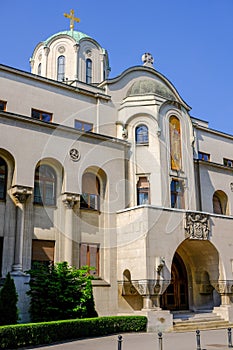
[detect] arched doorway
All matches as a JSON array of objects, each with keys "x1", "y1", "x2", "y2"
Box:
[
  {"x1": 161, "y1": 252, "x2": 188, "y2": 310},
  {"x1": 161, "y1": 239, "x2": 222, "y2": 312}
]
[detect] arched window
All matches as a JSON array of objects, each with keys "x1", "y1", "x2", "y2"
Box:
[
  {"x1": 37, "y1": 63, "x2": 42, "y2": 76},
  {"x1": 213, "y1": 190, "x2": 228, "y2": 215},
  {"x1": 135, "y1": 125, "x2": 149, "y2": 144},
  {"x1": 0, "y1": 157, "x2": 7, "y2": 200},
  {"x1": 81, "y1": 172, "x2": 100, "y2": 210},
  {"x1": 34, "y1": 165, "x2": 56, "y2": 206},
  {"x1": 57, "y1": 55, "x2": 65, "y2": 82},
  {"x1": 86, "y1": 59, "x2": 92, "y2": 84},
  {"x1": 169, "y1": 116, "x2": 182, "y2": 170},
  {"x1": 137, "y1": 176, "x2": 150, "y2": 205}
]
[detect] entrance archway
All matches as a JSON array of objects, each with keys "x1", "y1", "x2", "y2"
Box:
[
  {"x1": 161, "y1": 239, "x2": 221, "y2": 312},
  {"x1": 161, "y1": 252, "x2": 188, "y2": 310}
]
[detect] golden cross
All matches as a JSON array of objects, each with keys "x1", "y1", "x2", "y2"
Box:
[{"x1": 64, "y1": 9, "x2": 80, "y2": 31}]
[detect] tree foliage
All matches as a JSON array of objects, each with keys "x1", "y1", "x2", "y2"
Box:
[
  {"x1": 0, "y1": 272, "x2": 19, "y2": 325},
  {"x1": 27, "y1": 262, "x2": 98, "y2": 322}
]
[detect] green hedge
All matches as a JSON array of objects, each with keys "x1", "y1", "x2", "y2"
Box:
[{"x1": 0, "y1": 315, "x2": 147, "y2": 349}]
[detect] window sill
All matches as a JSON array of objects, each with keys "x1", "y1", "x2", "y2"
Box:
[
  {"x1": 80, "y1": 207, "x2": 100, "y2": 214},
  {"x1": 33, "y1": 203, "x2": 57, "y2": 209},
  {"x1": 92, "y1": 279, "x2": 110, "y2": 287},
  {"x1": 136, "y1": 143, "x2": 149, "y2": 146}
]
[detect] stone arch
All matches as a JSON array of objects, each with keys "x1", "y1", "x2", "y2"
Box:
[
  {"x1": 34, "y1": 157, "x2": 64, "y2": 203},
  {"x1": 162, "y1": 239, "x2": 221, "y2": 312},
  {"x1": 0, "y1": 149, "x2": 15, "y2": 192},
  {"x1": 81, "y1": 166, "x2": 107, "y2": 211}
]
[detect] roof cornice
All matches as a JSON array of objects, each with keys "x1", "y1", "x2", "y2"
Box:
[
  {"x1": 193, "y1": 122, "x2": 233, "y2": 141},
  {"x1": 0, "y1": 64, "x2": 111, "y2": 101},
  {"x1": 0, "y1": 111, "x2": 129, "y2": 148}
]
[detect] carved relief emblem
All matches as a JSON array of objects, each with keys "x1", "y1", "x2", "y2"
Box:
[
  {"x1": 185, "y1": 212, "x2": 209, "y2": 240},
  {"x1": 58, "y1": 46, "x2": 66, "y2": 54},
  {"x1": 69, "y1": 148, "x2": 80, "y2": 162}
]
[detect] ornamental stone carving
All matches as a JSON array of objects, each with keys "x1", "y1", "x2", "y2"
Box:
[
  {"x1": 62, "y1": 193, "x2": 80, "y2": 209},
  {"x1": 122, "y1": 125, "x2": 128, "y2": 139},
  {"x1": 11, "y1": 186, "x2": 33, "y2": 204},
  {"x1": 119, "y1": 279, "x2": 170, "y2": 296},
  {"x1": 142, "y1": 52, "x2": 154, "y2": 67},
  {"x1": 211, "y1": 280, "x2": 233, "y2": 295},
  {"x1": 185, "y1": 212, "x2": 209, "y2": 240},
  {"x1": 69, "y1": 148, "x2": 80, "y2": 162}
]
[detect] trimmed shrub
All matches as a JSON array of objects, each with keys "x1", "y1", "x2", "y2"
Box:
[
  {"x1": 27, "y1": 262, "x2": 97, "y2": 322},
  {"x1": 0, "y1": 316, "x2": 147, "y2": 349},
  {"x1": 0, "y1": 273, "x2": 18, "y2": 326}
]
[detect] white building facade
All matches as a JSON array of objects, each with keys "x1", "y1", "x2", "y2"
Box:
[{"x1": 1, "y1": 20, "x2": 233, "y2": 330}]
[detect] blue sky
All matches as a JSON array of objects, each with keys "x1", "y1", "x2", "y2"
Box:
[{"x1": 1, "y1": 0, "x2": 233, "y2": 135}]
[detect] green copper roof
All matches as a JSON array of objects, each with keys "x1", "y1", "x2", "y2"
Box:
[
  {"x1": 44, "y1": 30, "x2": 90, "y2": 45},
  {"x1": 126, "y1": 79, "x2": 175, "y2": 100}
]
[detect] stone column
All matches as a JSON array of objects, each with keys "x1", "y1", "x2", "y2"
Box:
[
  {"x1": 73, "y1": 43, "x2": 80, "y2": 80},
  {"x1": 212, "y1": 280, "x2": 233, "y2": 322},
  {"x1": 11, "y1": 186, "x2": 32, "y2": 274},
  {"x1": 43, "y1": 46, "x2": 50, "y2": 78},
  {"x1": 62, "y1": 193, "x2": 80, "y2": 265}
]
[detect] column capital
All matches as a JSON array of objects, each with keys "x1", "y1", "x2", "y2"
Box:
[
  {"x1": 43, "y1": 46, "x2": 50, "y2": 56},
  {"x1": 11, "y1": 186, "x2": 33, "y2": 204},
  {"x1": 62, "y1": 192, "x2": 80, "y2": 209},
  {"x1": 73, "y1": 43, "x2": 80, "y2": 53}
]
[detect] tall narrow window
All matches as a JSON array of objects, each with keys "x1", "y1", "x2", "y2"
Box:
[
  {"x1": 86, "y1": 59, "x2": 92, "y2": 84},
  {"x1": 169, "y1": 116, "x2": 182, "y2": 170},
  {"x1": 80, "y1": 173, "x2": 100, "y2": 210},
  {"x1": 171, "y1": 179, "x2": 184, "y2": 209},
  {"x1": 38, "y1": 63, "x2": 42, "y2": 76},
  {"x1": 80, "y1": 243, "x2": 99, "y2": 276},
  {"x1": 57, "y1": 55, "x2": 65, "y2": 81},
  {"x1": 135, "y1": 125, "x2": 149, "y2": 144},
  {"x1": 34, "y1": 165, "x2": 56, "y2": 206},
  {"x1": 137, "y1": 177, "x2": 150, "y2": 205},
  {"x1": 0, "y1": 157, "x2": 7, "y2": 200}
]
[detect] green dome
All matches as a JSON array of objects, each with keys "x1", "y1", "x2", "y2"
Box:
[
  {"x1": 44, "y1": 30, "x2": 90, "y2": 45},
  {"x1": 126, "y1": 79, "x2": 175, "y2": 100}
]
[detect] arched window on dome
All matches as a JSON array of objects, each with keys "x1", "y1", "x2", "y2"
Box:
[
  {"x1": 169, "y1": 116, "x2": 182, "y2": 171},
  {"x1": 86, "y1": 59, "x2": 92, "y2": 84},
  {"x1": 34, "y1": 165, "x2": 56, "y2": 206},
  {"x1": 37, "y1": 63, "x2": 42, "y2": 76},
  {"x1": 57, "y1": 55, "x2": 65, "y2": 82},
  {"x1": 0, "y1": 157, "x2": 7, "y2": 200},
  {"x1": 135, "y1": 125, "x2": 149, "y2": 144},
  {"x1": 213, "y1": 190, "x2": 228, "y2": 215}
]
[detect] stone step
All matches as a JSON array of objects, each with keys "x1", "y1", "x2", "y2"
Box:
[{"x1": 173, "y1": 312, "x2": 232, "y2": 332}]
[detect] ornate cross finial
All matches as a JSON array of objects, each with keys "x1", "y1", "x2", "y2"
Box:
[{"x1": 64, "y1": 9, "x2": 80, "y2": 31}]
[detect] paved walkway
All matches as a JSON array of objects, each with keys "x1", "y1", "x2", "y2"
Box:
[{"x1": 23, "y1": 328, "x2": 232, "y2": 350}]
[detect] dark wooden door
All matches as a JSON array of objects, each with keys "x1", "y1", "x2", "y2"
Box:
[{"x1": 161, "y1": 253, "x2": 188, "y2": 310}]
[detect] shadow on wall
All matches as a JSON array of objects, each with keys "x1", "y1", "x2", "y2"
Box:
[{"x1": 120, "y1": 269, "x2": 143, "y2": 311}]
